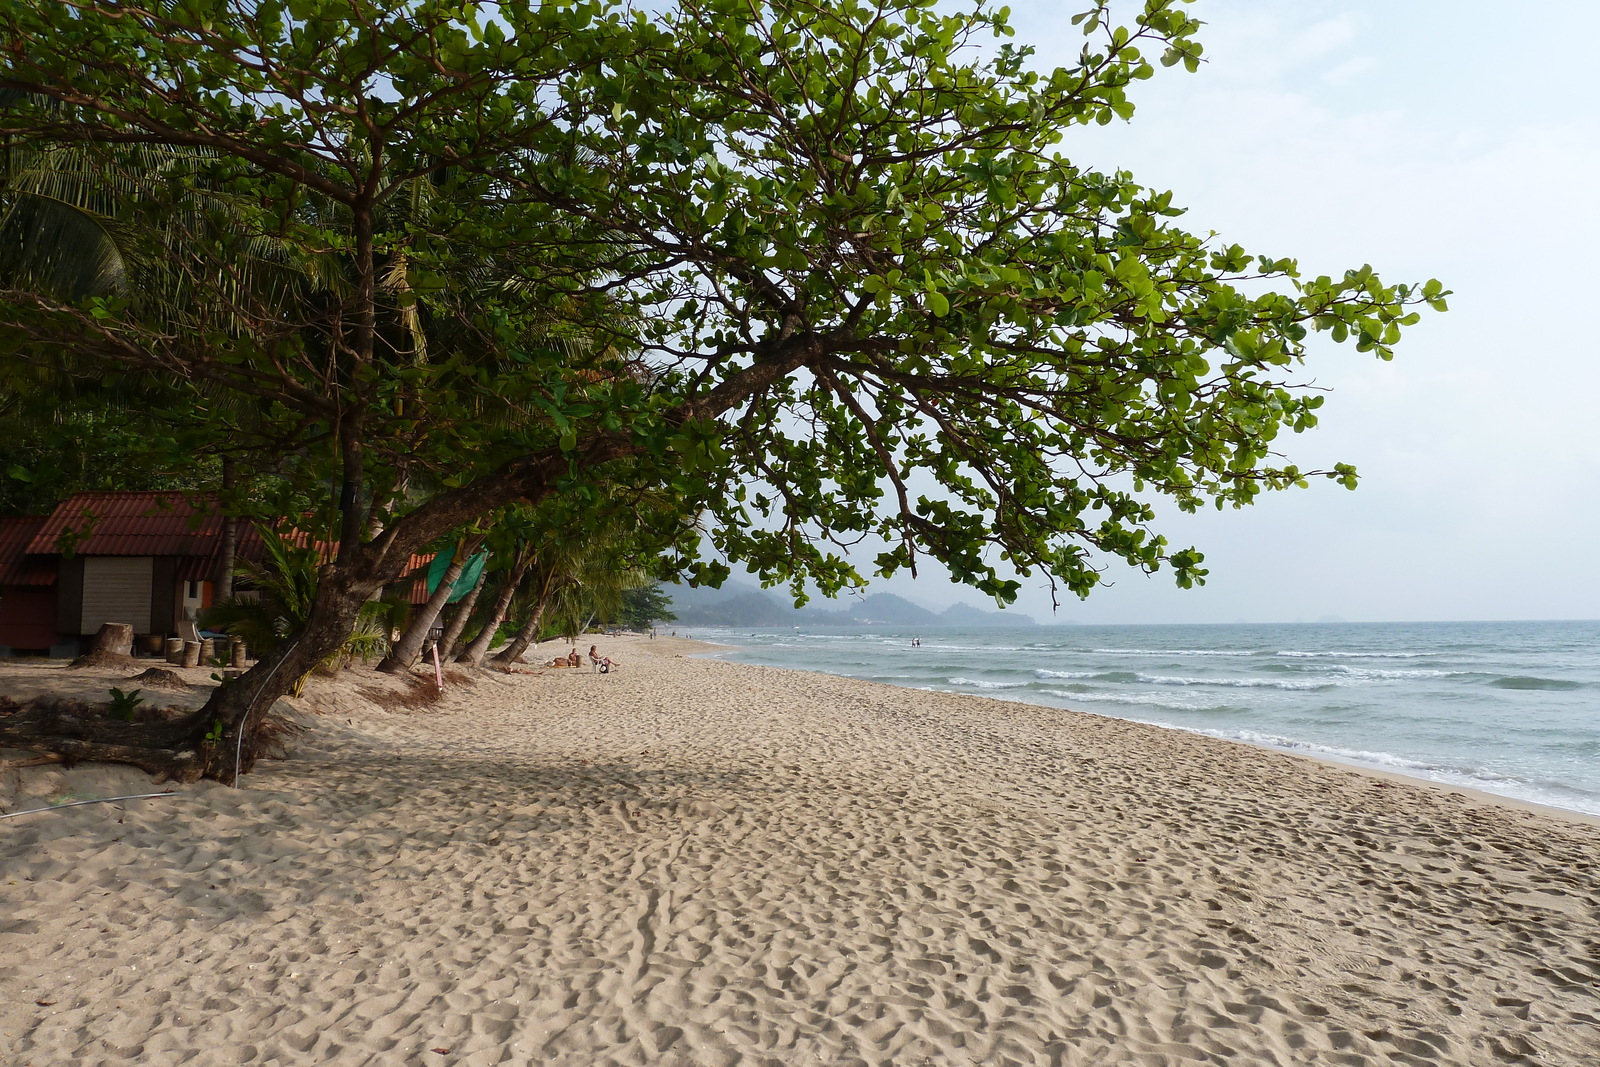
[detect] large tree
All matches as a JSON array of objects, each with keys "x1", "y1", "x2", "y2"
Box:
[{"x1": 0, "y1": 0, "x2": 1442, "y2": 782}]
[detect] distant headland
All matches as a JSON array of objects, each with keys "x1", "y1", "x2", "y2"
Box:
[{"x1": 665, "y1": 581, "x2": 1035, "y2": 628}]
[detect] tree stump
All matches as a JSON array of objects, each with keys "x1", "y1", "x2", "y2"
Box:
[
  {"x1": 230, "y1": 637, "x2": 247, "y2": 668},
  {"x1": 165, "y1": 638, "x2": 185, "y2": 665},
  {"x1": 181, "y1": 641, "x2": 201, "y2": 668},
  {"x1": 67, "y1": 622, "x2": 141, "y2": 669},
  {"x1": 91, "y1": 622, "x2": 134, "y2": 657}
]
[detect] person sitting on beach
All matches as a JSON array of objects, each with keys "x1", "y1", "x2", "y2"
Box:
[{"x1": 566, "y1": 648, "x2": 581, "y2": 667}]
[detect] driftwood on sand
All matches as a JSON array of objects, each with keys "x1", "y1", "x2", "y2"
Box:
[{"x1": 0, "y1": 694, "x2": 300, "y2": 782}]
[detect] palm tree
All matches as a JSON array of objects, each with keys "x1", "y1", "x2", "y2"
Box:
[
  {"x1": 0, "y1": 130, "x2": 333, "y2": 549},
  {"x1": 489, "y1": 521, "x2": 661, "y2": 665}
]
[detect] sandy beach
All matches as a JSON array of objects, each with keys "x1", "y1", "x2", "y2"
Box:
[{"x1": 2, "y1": 634, "x2": 1597, "y2": 1066}]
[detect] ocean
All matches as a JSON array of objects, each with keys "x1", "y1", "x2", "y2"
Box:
[{"x1": 689, "y1": 619, "x2": 1600, "y2": 817}]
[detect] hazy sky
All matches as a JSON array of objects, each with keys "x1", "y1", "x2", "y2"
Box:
[{"x1": 851, "y1": 0, "x2": 1600, "y2": 625}]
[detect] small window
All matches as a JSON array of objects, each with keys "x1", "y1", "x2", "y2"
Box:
[{"x1": 187, "y1": 580, "x2": 201, "y2": 600}]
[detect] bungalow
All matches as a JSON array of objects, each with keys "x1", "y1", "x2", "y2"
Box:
[{"x1": 0, "y1": 491, "x2": 434, "y2": 657}]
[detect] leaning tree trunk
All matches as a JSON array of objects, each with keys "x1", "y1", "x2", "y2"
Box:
[
  {"x1": 378, "y1": 534, "x2": 486, "y2": 674},
  {"x1": 458, "y1": 548, "x2": 535, "y2": 667},
  {"x1": 436, "y1": 565, "x2": 489, "y2": 661},
  {"x1": 490, "y1": 583, "x2": 558, "y2": 667},
  {"x1": 195, "y1": 571, "x2": 381, "y2": 781}
]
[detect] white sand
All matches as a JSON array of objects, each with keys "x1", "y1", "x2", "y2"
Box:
[{"x1": 2, "y1": 635, "x2": 1598, "y2": 1065}]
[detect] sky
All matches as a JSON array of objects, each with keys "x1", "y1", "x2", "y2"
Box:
[{"x1": 850, "y1": 0, "x2": 1600, "y2": 625}]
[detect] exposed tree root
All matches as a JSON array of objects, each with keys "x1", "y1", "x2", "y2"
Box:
[
  {"x1": 0, "y1": 696, "x2": 300, "y2": 783},
  {"x1": 0, "y1": 752, "x2": 63, "y2": 768}
]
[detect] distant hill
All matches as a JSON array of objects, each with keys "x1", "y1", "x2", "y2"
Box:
[
  {"x1": 937, "y1": 601, "x2": 1024, "y2": 626},
  {"x1": 665, "y1": 581, "x2": 1033, "y2": 627},
  {"x1": 799, "y1": 592, "x2": 938, "y2": 627},
  {"x1": 662, "y1": 581, "x2": 792, "y2": 626}
]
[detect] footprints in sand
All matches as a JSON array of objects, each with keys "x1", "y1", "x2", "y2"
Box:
[{"x1": 3, "y1": 643, "x2": 1599, "y2": 1065}]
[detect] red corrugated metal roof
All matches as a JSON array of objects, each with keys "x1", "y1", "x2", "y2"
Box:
[
  {"x1": 23, "y1": 492, "x2": 436, "y2": 593},
  {"x1": 28, "y1": 491, "x2": 223, "y2": 557},
  {"x1": 0, "y1": 516, "x2": 55, "y2": 586}
]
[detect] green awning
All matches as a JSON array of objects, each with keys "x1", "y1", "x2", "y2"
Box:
[{"x1": 426, "y1": 545, "x2": 488, "y2": 603}]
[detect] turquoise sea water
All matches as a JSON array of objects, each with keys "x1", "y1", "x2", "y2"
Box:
[{"x1": 692, "y1": 620, "x2": 1600, "y2": 817}]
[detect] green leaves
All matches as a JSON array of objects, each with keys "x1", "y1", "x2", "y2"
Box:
[
  {"x1": 0, "y1": 0, "x2": 1444, "y2": 619},
  {"x1": 106, "y1": 687, "x2": 144, "y2": 721}
]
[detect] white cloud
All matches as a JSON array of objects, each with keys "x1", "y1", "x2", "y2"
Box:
[
  {"x1": 1320, "y1": 55, "x2": 1377, "y2": 87},
  {"x1": 914, "y1": 0, "x2": 1600, "y2": 622}
]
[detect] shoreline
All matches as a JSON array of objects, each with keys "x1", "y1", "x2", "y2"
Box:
[
  {"x1": 691, "y1": 646, "x2": 1600, "y2": 830},
  {"x1": 3, "y1": 635, "x2": 1599, "y2": 1064},
  {"x1": 688, "y1": 628, "x2": 1600, "y2": 826}
]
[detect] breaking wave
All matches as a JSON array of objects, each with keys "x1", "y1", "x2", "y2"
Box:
[
  {"x1": 1135, "y1": 673, "x2": 1337, "y2": 691},
  {"x1": 946, "y1": 676, "x2": 1029, "y2": 690}
]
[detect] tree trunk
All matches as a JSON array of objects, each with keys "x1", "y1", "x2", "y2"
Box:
[
  {"x1": 378, "y1": 533, "x2": 486, "y2": 674},
  {"x1": 196, "y1": 568, "x2": 380, "y2": 781},
  {"x1": 437, "y1": 565, "x2": 489, "y2": 661},
  {"x1": 458, "y1": 548, "x2": 535, "y2": 667},
  {"x1": 91, "y1": 622, "x2": 134, "y2": 656},
  {"x1": 215, "y1": 456, "x2": 237, "y2": 602},
  {"x1": 0, "y1": 314, "x2": 828, "y2": 781},
  {"x1": 486, "y1": 588, "x2": 556, "y2": 662}
]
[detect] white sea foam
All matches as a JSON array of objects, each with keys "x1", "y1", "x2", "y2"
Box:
[
  {"x1": 1135, "y1": 673, "x2": 1336, "y2": 691},
  {"x1": 1209, "y1": 729, "x2": 1440, "y2": 770},
  {"x1": 1310, "y1": 666, "x2": 1455, "y2": 680},
  {"x1": 1276, "y1": 650, "x2": 1428, "y2": 659},
  {"x1": 1109, "y1": 724, "x2": 1600, "y2": 818},
  {"x1": 1089, "y1": 648, "x2": 1255, "y2": 657},
  {"x1": 697, "y1": 620, "x2": 1600, "y2": 817},
  {"x1": 1050, "y1": 690, "x2": 1225, "y2": 712},
  {"x1": 947, "y1": 676, "x2": 1029, "y2": 690}
]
